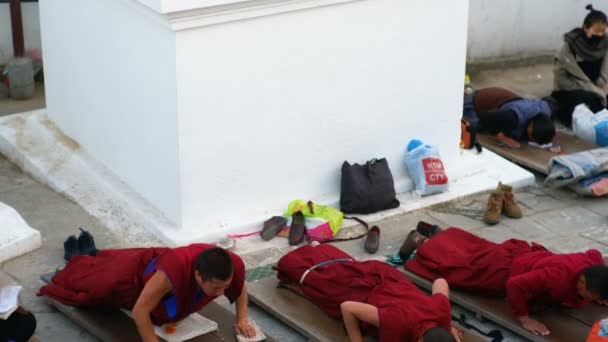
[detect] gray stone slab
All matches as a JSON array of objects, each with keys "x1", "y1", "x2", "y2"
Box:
[
  {"x1": 500, "y1": 218, "x2": 559, "y2": 243},
  {"x1": 0, "y1": 183, "x2": 137, "y2": 248},
  {"x1": 472, "y1": 224, "x2": 526, "y2": 244},
  {"x1": 34, "y1": 312, "x2": 99, "y2": 342},
  {"x1": 0, "y1": 155, "x2": 35, "y2": 192},
  {"x1": 469, "y1": 63, "x2": 554, "y2": 99},
  {"x1": 329, "y1": 211, "x2": 441, "y2": 260},
  {"x1": 402, "y1": 270, "x2": 592, "y2": 342},
  {"x1": 427, "y1": 196, "x2": 488, "y2": 230},
  {"x1": 580, "y1": 226, "x2": 608, "y2": 247},
  {"x1": 580, "y1": 198, "x2": 608, "y2": 217},
  {"x1": 0, "y1": 269, "x2": 18, "y2": 287},
  {"x1": 514, "y1": 187, "x2": 576, "y2": 215},
  {"x1": 541, "y1": 236, "x2": 601, "y2": 254},
  {"x1": 531, "y1": 207, "x2": 608, "y2": 237}
]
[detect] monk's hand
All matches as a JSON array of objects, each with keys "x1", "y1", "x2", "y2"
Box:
[
  {"x1": 235, "y1": 319, "x2": 256, "y2": 339},
  {"x1": 450, "y1": 326, "x2": 464, "y2": 342},
  {"x1": 519, "y1": 316, "x2": 550, "y2": 336},
  {"x1": 496, "y1": 133, "x2": 521, "y2": 148}
]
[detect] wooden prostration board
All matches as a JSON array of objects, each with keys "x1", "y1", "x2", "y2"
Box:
[
  {"x1": 401, "y1": 270, "x2": 596, "y2": 342},
  {"x1": 477, "y1": 133, "x2": 597, "y2": 173},
  {"x1": 40, "y1": 272, "x2": 275, "y2": 342},
  {"x1": 248, "y1": 277, "x2": 490, "y2": 342}
]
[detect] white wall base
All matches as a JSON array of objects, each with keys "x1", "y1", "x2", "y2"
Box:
[
  {"x1": 0, "y1": 110, "x2": 534, "y2": 250},
  {"x1": 0, "y1": 202, "x2": 41, "y2": 264},
  {"x1": 0, "y1": 110, "x2": 174, "y2": 246}
]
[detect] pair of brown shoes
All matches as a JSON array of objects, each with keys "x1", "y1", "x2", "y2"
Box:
[
  {"x1": 261, "y1": 212, "x2": 307, "y2": 245},
  {"x1": 398, "y1": 221, "x2": 440, "y2": 260},
  {"x1": 483, "y1": 182, "x2": 523, "y2": 225}
]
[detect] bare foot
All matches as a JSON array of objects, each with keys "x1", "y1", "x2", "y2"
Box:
[
  {"x1": 519, "y1": 316, "x2": 550, "y2": 336},
  {"x1": 450, "y1": 326, "x2": 464, "y2": 342}
]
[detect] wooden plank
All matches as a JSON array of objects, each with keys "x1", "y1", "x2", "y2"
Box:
[
  {"x1": 40, "y1": 272, "x2": 276, "y2": 342},
  {"x1": 402, "y1": 270, "x2": 592, "y2": 342},
  {"x1": 45, "y1": 297, "x2": 161, "y2": 342},
  {"x1": 248, "y1": 277, "x2": 490, "y2": 342},
  {"x1": 477, "y1": 133, "x2": 597, "y2": 174},
  {"x1": 562, "y1": 303, "x2": 608, "y2": 326},
  {"x1": 248, "y1": 277, "x2": 348, "y2": 342}
]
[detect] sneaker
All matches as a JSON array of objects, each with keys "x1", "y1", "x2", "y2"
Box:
[
  {"x1": 483, "y1": 190, "x2": 504, "y2": 225},
  {"x1": 77, "y1": 228, "x2": 98, "y2": 256},
  {"x1": 416, "y1": 221, "x2": 442, "y2": 238},
  {"x1": 497, "y1": 182, "x2": 522, "y2": 219},
  {"x1": 399, "y1": 230, "x2": 427, "y2": 261},
  {"x1": 63, "y1": 235, "x2": 79, "y2": 261},
  {"x1": 261, "y1": 216, "x2": 287, "y2": 241},
  {"x1": 288, "y1": 211, "x2": 306, "y2": 246}
]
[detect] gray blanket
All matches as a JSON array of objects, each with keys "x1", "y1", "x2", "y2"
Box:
[{"x1": 545, "y1": 148, "x2": 608, "y2": 189}]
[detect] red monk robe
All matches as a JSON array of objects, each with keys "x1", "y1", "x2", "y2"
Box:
[
  {"x1": 39, "y1": 244, "x2": 245, "y2": 325},
  {"x1": 405, "y1": 227, "x2": 604, "y2": 316},
  {"x1": 274, "y1": 244, "x2": 452, "y2": 342}
]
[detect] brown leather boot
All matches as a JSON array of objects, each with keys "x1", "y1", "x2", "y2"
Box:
[
  {"x1": 498, "y1": 182, "x2": 522, "y2": 219},
  {"x1": 399, "y1": 230, "x2": 427, "y2": 260},
  {"x1": 416, "y1": 221, "x2": 443, "y2": 238},
  {"x1": 483, "y1": 190, "x2": 504, "y2": 225}
]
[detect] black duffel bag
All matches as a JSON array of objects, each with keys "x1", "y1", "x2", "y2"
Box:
[{"x1": 340, "y1": 158, "x2": 400, "y2": 214}]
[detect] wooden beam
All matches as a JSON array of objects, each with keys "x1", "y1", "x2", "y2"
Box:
[{"x1": 10, "y1": 0, "x2": 25, "y2": 57}]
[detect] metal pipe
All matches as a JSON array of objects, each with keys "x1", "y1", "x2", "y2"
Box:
[{"x1": 10, "y1": 0, "x2": 25, "y2": 57}]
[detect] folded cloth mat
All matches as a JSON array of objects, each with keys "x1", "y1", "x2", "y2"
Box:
[{"x1": 236, "y1": 321, "x2": 266, "y2": 342}]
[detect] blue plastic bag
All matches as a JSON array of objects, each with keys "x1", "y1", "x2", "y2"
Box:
[
  {"x1": 404, "y1": 140, "x2": 449, "y2": 195},
  {"x1": 595, "y1": 121, "x2": 608, "y2": 146}
]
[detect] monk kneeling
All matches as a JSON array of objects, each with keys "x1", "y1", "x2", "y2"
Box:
[
  {"x1": 402, "y1": 223, "x2": 608, "y2": 336},
  {"x1": 39, "y1": 244, "x2": 256, "y2": 341},
  {"x1": 274, "y1": 243, "x2": 461, "y2": 342}
]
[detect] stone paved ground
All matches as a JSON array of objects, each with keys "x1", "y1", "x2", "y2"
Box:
[{"x1": 1, "y1": 63, "x2": 607, "y2": 341}]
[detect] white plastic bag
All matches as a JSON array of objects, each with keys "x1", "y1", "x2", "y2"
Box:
[
  {"x1": 572, "y1": 104, "x2": 608, "y2": 146},
  {"x1": 404, "y1": 140, "x2": 449, "y2": 195}
]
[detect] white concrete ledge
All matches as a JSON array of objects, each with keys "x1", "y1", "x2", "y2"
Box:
[
  {"x1": 0, "y1": 202, "x2": 41, "y2": 264},
  {"x1": 165, "y1": 0, "x2": 364, "y2": 30}
]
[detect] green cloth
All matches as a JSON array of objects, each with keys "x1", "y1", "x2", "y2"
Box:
[
  {"x1": 385, "y1": 251, "x2": 416, "y2": 267},
  {"x1": 284, "y1": 200, "x2": 343, "y2": 235}
]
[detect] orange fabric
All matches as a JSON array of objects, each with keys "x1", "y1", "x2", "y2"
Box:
[{"x1": 587, "y1": 321, "x2": 608, "y2": 342}]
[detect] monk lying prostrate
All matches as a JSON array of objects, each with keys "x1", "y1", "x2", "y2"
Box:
[
  {"x1": 39, "y1": 244, "x2": 256, "y2": 342},
  {"x1": 274, "y1": 243, "x2": 462, "y2": 342},
  {"x1": 402, "y1": 223, "x2": 608, "y2": 336}
]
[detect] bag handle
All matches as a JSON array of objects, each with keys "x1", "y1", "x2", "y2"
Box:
[
  {"x1": 307, "y1": 200, "x2": 315, "y2": 214},
  {"x1": 317, "y1": 216, "x2": 371, "y2": 244},
  {"x1": 305, "y1": 201, "x2": 372, "y2": 243}
]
